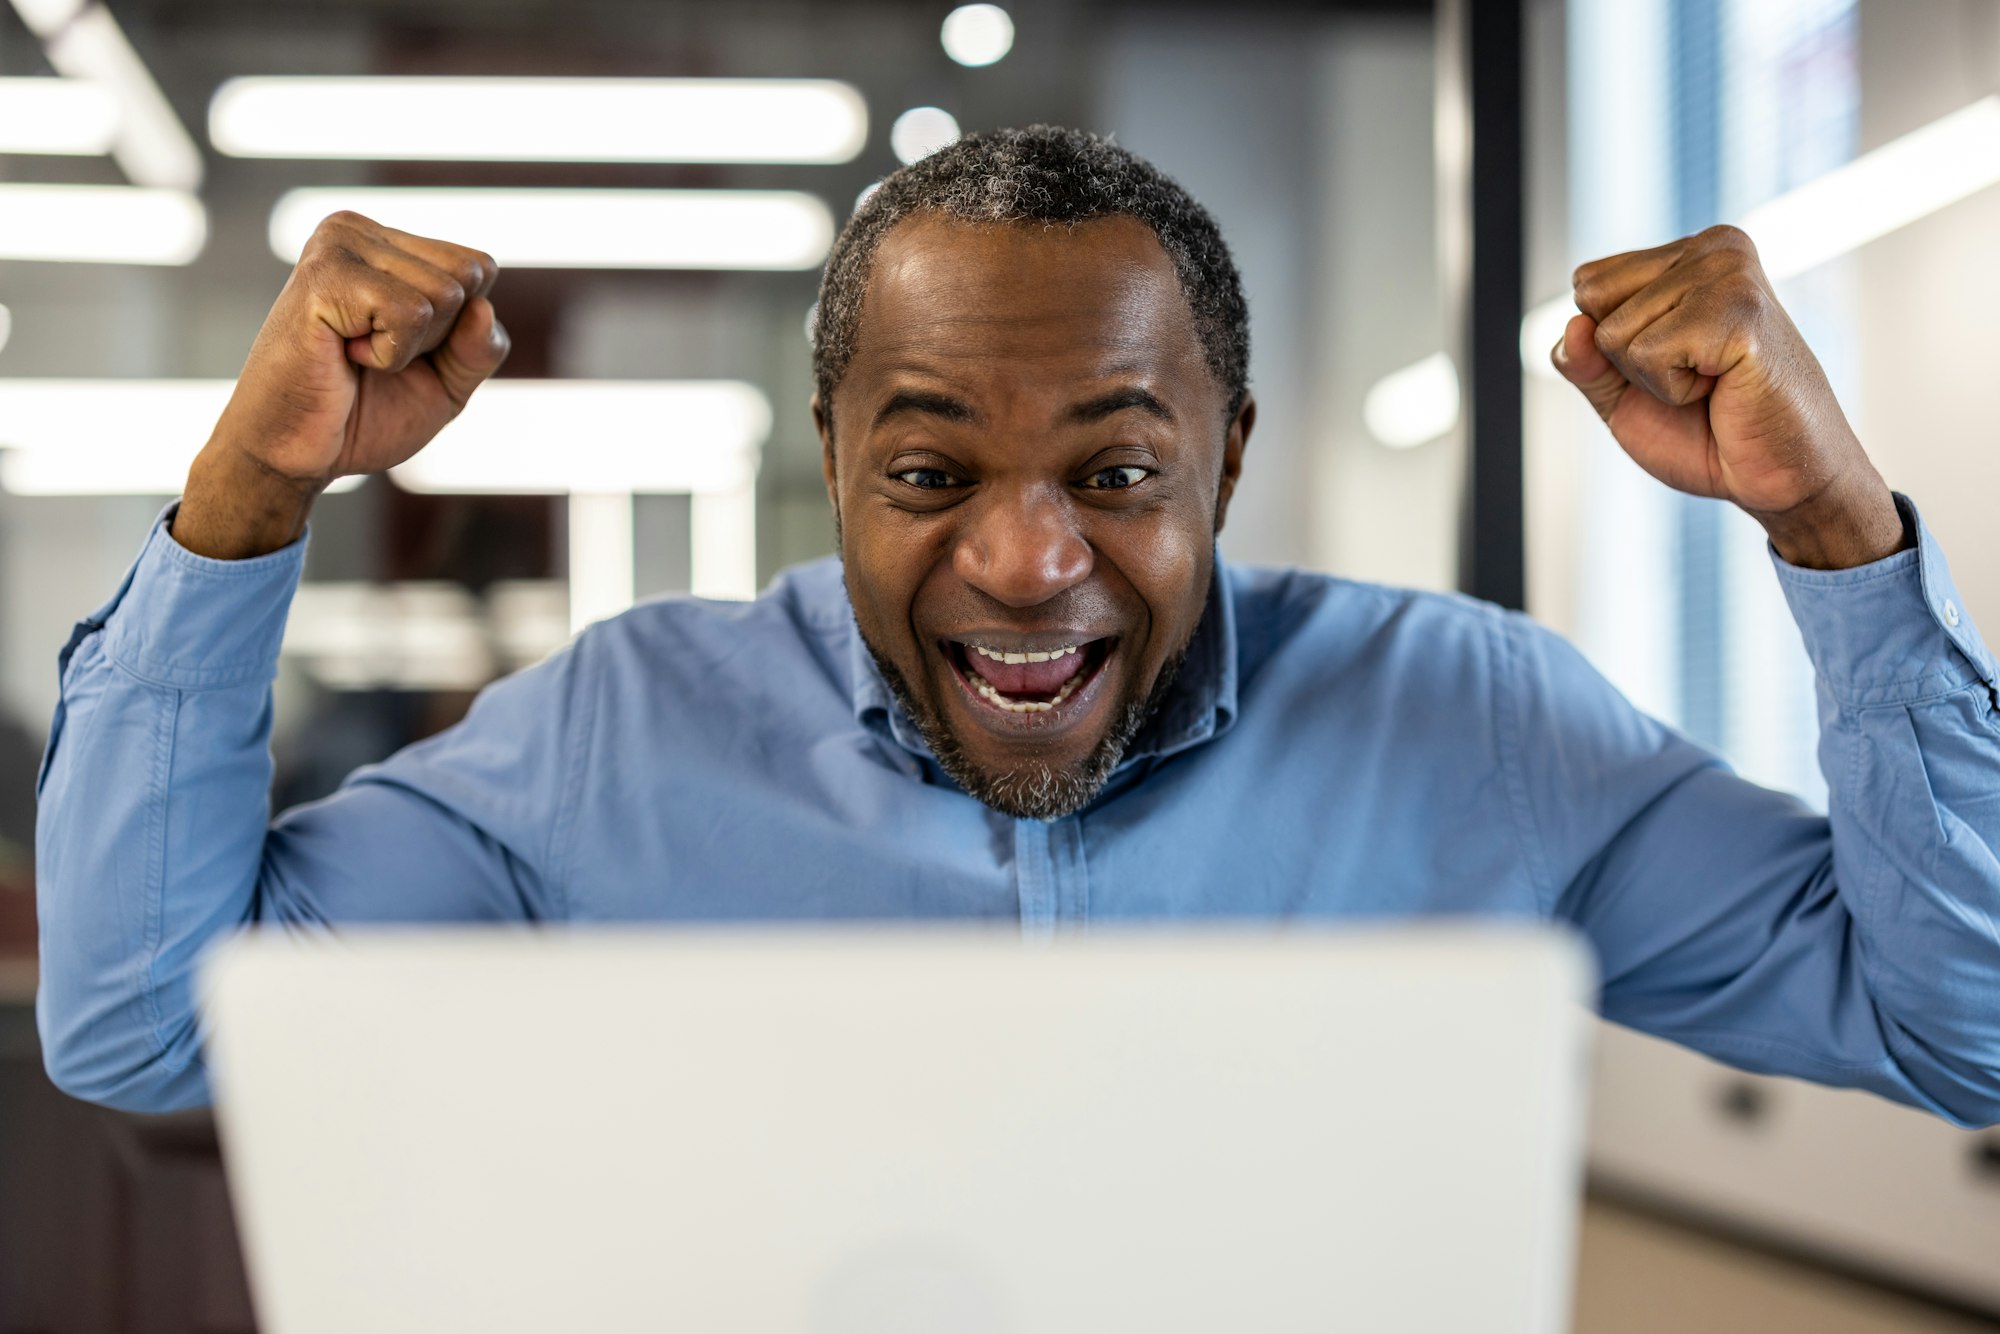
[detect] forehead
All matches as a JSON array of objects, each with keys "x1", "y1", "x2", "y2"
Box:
[{"x1": 847, "y1": 212, "x2": 1204, "y2": 386}]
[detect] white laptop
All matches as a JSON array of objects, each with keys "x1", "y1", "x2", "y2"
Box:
[{"x1": 200, "y1": 925, "x2": 1596, "y2": 1334}]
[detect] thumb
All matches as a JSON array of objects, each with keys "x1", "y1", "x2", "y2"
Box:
[
  {"x1": 429, "y1": 296, "x2": 511, "y2": 410},
  {"x1": 1551, "y1": 312, "x2": 1628, "y2": 424}
]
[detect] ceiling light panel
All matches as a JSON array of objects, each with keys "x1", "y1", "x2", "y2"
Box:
[
  {"x1": 392, "y1": 381, "x2": 770, "y2": 495},
  {"x1": 0, "y1": 379, "x2": 768, "y2": 497},
  {"x1": 0, "y1": 77, "x2": 121, "y2": 153},
  {"x1": 37, "y1": 6, "x2": 204, "y2": 189},
  {"x1": 0, "y1": 378, "x2": 764, "y2": 504},
  {"x1": 211, "y1": 77, "x2": 868, "y2": 164},
  {"x1": 269, "y1": 188, "x2": 834, "y2": 271},
  {"x1": 0, "y1": 184, "x2": 206, "y2": 264}
]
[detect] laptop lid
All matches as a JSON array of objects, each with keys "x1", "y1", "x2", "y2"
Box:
[{"x1": 202, "y1": 925, "x2": 1595, "y2": 1334}]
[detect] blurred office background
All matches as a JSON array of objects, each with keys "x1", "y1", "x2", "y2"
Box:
[{"x1": 2, "y1": 0, "x2": 1998, "y2": 1329}]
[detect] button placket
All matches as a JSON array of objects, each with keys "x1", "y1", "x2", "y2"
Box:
[{"x1": 1013, "y1": 818, "x2": 1057, "y2": 942}]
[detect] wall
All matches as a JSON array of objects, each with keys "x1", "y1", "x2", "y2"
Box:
[{"x1": 1851, "y1": 0, "x2": 2000, "y2": 630}]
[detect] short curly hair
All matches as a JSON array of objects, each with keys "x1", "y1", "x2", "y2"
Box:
[{"x1": 811, "y1": 125, "x2": 1250, "y2": 435}]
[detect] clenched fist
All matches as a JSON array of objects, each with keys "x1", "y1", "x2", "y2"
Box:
[
  {"x1": 1553, "y1": 224, "x2": 1910, "y2": 570},
  {"x1": 175, "y1": 212, "x2": 510, "y2": 559}
]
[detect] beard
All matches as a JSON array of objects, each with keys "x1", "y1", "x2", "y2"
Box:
[{"x1": 853, "y1": 585, "x2": 1206, "y2": 823}]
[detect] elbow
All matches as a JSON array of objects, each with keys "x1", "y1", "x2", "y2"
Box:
[
  {"x1": 36, "y1": 1000, "x2": 211, "y2": 1114},
  {"x1": 41, "y1": 1049, "x2": 207, "y2": 1114},
  {"x1": 1881, "y1": 1025, "x2": 2000, "y2": 1130},
  {"x1": 1927, "y1": 1084, "x2": 2000, "y2": 1132}
]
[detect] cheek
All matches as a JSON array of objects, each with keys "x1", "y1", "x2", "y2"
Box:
[
  {"x1": 1099, "y1": 509, "x2": 1212, "y2": 645},
  {"x1": 843, "y1": 520, "x2": 941, "y2": 645}
]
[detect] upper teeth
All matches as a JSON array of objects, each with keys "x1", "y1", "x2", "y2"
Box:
[{"x1": 972, "y1": 644, "x2": 1079, "y2": 665}]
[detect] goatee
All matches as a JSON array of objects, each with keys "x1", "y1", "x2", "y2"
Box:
[{"x1": 859, "y1": 631, "x2": 1195, "y2": 822}]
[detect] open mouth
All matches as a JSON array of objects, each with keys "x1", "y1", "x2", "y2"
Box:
[{"x1": 942, "y1": 637, "x2": 1115, "y2": 716}]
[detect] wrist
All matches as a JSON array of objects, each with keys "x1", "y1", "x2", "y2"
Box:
[
  {"x1": 1757, "y1": 473, "x2": 1911, "y2": 571},
  {"x1": 173, "y1": 441, "x2": 324, "y2": 560}
]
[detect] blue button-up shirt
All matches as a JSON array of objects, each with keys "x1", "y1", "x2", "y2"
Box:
[{"x1": 33, "y1": 498, "x2": 2000, "y2": 1123}]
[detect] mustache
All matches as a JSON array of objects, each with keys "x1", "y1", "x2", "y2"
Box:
[{"x1": 915, "y1": 585, "x2": 1128, "y2": 638}]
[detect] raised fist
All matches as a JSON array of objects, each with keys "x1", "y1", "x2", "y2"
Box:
[{"x1": 176, "y1": 212, "x2": 509, "y2": 559}]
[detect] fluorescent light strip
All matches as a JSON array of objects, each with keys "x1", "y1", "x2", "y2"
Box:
[
  {"x1": 1362, "y1": 93, "x2": 2000, "y2": 443},
  {"x1": 6, "y1": 0, "x2": 83, "y2": 39},
  {"x1": 211, "y1": 77, "x2": 868, "y2": 164},
  {"x1": 269, "y1": 188, "x2": 834, "y2": 271},
  {"x1": 0, "y1": 380, "x2": 356, "y2": 493},
  {"x1": 394, "y1": 381, "x2": 769, "y2": 494},
  {"x1": 0, "y1": 379, "x2": 769, "y2": 496},
  {"x1": 0, "y1": 184, "x2": 206, "y2": 264},
  {"x1": 1743, "y1": 96, "x2": 2000, "y2": 279},
  {"x1": 1520, "y1": 93, "x2": 2000, "y2": 380},
  {"x1": 20, "y1": 2, "x2": 204, "y2": 189},
  {"x1": 0, "y1": 305, "x2": 11, "y2": 357},
  {"x1": 0, "y1": 77, "x2": 121, "y2": 153}
]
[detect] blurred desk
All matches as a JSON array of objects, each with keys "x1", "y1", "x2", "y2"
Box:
[{"x1": 0, "y1": 969, "x2": 256, "y2": 1334}]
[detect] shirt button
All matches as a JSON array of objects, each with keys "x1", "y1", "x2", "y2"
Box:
[{"x1": 1943, "y1": 599, "x2": 1962, "y2": 628}]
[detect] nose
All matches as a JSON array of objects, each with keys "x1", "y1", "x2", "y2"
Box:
[{"x1": 952, "y1": 483, "x2": 1093, "y2": 609}]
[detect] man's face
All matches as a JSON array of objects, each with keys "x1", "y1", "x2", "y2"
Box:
[{"x1": 816, "y1": 213, "x2": 1254, "y2": 819}]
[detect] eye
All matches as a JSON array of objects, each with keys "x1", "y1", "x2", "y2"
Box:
[
  {"x1": 1083, "y1": 465, "x2": 1150, "y2": 491},
  {"x1": 893, "y1": 468, "x2": 960, "y2": 490}
]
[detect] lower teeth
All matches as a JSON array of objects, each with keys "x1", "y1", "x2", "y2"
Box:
[{"x1": 971, "y1": 663, "x2": 1086, "y2": 714}]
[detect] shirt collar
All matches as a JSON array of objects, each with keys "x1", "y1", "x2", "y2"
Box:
[{"x1": 845, "y1": 553, "x2": 1241, "y2": 769}]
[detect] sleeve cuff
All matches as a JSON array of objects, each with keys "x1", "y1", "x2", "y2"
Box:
[
  {"x1": 1773, "y1": 493, "x2": 1996, "y2": 708},
  {"x1": 93, "y1": 501, "x2": 309, "y2": 691}
]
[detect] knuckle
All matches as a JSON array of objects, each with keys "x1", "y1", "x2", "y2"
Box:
[
  {"x1": 302, "y1": 234, "x2": 355, "y2": 271},
  {"x1": 453, "y1": 251, "x2": 493, "y2": 291},
  {"x1": 320, "y1": 209, "x2": 372, "y2": 235},
  {"x1": 369, "y1": 285, "x2": 433, "y2": 332},
  {"x1": 1715, "y1": 271, "x2": 1766, "y2": 317},
  {"x1": 1693, "y1": 247, "x2": 1738, "y2": 279},
  {"x1": 1701, "y1": 222, "x2": 1752, "y2": 251}
]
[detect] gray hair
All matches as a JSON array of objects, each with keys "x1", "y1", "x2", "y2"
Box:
[{"x1": 811, "y1": 125, "x2": 1250, "y2": 434}]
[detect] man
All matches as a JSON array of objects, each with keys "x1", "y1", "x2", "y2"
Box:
[{"x1": 35, "y1": 127, "x2": 2000, "y2": 1123}]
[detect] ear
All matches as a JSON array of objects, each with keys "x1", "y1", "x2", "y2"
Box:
[
  {"x1": 812, "y1": 392, "x2": 838, "y2": 511},
  {"x1": 1212, "y1": 393, "x2": 1255, "y2": 535}
]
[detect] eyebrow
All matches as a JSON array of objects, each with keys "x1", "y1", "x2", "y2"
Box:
[
  {"x1": 871, "y1": 390, "x2": 978, "y2": 431},
  {"x1": 1065, "y1": 387, "x2": 1174, "y2": 425},
  {"x1": 867, "y1": 384, "x2": 1176, "y2": 432}
]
